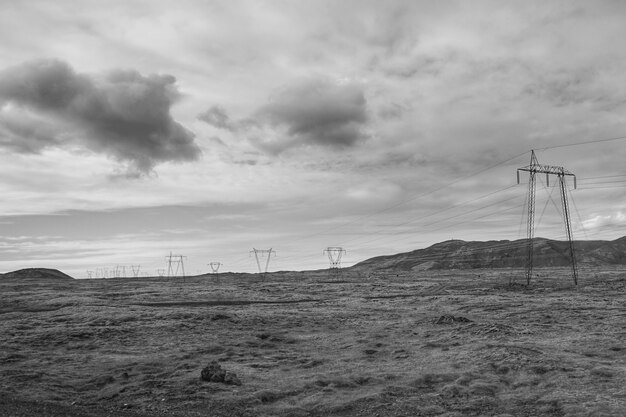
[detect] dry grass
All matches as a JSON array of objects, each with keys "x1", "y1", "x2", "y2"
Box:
[{"x1": 1, "y1": 267, "x2": 625, "y2": 416}]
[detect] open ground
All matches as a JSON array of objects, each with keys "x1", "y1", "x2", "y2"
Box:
[{"x1": 1, "y1": 268, "x2": 625, "y2": 416}]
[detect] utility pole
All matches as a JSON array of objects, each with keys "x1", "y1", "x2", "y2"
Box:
[
  {"x1": 208, "y1": 262, "x2": 222, "y2": 282},
  {"x1": 250, "y1": 248, "x2": 275, "y2": 278},
  {"x1": 165, "y1": 252, "x2": 187, "y2": 279},
  {"x1": 323, "y1": 247, "x2": 346, "y2": 279},
  {"x1": 517, "y1": 150, "x2": 578, "y2": 285},
  {"x1": 209, "y1": 262, "x2": 222, "y2": 274}
]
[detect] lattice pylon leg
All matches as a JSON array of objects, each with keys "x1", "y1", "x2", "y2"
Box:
[
  {"x1": 559, "y1": 174, "x2": 578, "y2": 286},
  {"x1": 526, "y1": 170, "x2": 536, "y2": 286}
]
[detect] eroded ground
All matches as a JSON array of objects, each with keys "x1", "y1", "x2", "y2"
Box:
[{"x1": 1, "y1": 268, "x2": 625, "y2": 416}]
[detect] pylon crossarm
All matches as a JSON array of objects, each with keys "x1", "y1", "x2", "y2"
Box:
[{"x1": 518, "y1": 164, "x2": 575, "y2": 177}]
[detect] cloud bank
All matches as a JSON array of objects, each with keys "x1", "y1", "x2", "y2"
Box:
[{"x1": 0, "y1": 59, "x2": 200, "y2": 173}]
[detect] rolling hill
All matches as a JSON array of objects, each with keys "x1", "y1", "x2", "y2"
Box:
[
  {"x1": 352, "y1": 236, "x2": 626, "y2": 272},
  {"x1": 0, "y1": 268, "x2": 75, "y2": 281}
]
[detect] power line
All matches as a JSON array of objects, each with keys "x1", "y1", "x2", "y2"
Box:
[
  {"x1": 538, "y1": 135, "x2": 626, "y2": 151},
  {"x1": 285, "y1": 151, "x2": 530, "y2": 247},
  {"x1": 276, "y1": 185, "x2": 524, "y2": 268}
]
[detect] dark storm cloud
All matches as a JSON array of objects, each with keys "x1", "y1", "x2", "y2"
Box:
[
  {"x1": 0, "y1": 59, "x2": 200, "y2": 172},
  {"x1": 257, "y1": 77, "x2": 368, "y2": 151}
]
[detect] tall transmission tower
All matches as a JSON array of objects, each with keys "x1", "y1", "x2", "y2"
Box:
[
  {"x1": 517, "y1": 150, "x2": 578, "y2": 286},
  {"x1": 250, "y1": 248, "x2": 275, "y2": 278},
  {"x1": 323, "y1": 247, "x2": 346, "y2": 279},
  {"x1": 166, "y1": 251, "x2": 187, "y2": 278},
  {"x1": 131, "y1": 265, "x2": 141, "y2": 278}
]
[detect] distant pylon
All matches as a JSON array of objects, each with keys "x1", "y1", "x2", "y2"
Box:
[
  {"x1": 517, "y1": 150, "x2": 578, "y2": 285},
  {"x1": 86, "y1": 270, "x2": 93, "y2": 279},
  {"x1": 114, "y1": 265, "x2": 127, "y2": 278},
  {"x1": 323, "y1": 247, "x2": 346, "y2": 279},
  {"x1": 250, "y1": 248, "x2": 275, "y2": 278},
  {"x1": 131, "y1": 265, "x2": 141, "y2": 278},
  {"x1": 166, "y1": 251, "x2": 187, "y2": 278},
  {"x1": 209, "y1": 262, "x2": 222, "y2": 274}
]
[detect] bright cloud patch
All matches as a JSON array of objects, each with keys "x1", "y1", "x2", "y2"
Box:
[{"x1": 582, "y1": 211, "x2": 626, "y2": 231}]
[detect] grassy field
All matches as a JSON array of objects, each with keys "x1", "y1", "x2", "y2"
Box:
[{"x1": 1, "y1": 268, "x2": 625, "y2": 416}]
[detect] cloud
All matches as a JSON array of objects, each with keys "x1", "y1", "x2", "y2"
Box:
[
  {"x1": 257, "y1": 77, "x2": 368, "y2": 152},
  {"x1": 582, "y1": 211, "x2": 626, "y2": 231},
  {"x1": 197, "y1": 105, "x2": 258, "y2": 134},
  {"x1": 199, "y1": 77, "x2": 370, "y2": 154},
  {"x1": 198, "y1": 105, "x2": 234, "y2": 131},
  {"x1": 0, "y1": 59, "x2": 200, "y2": 173}
]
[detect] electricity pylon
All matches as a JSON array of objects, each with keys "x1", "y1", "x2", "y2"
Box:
[
  {"x1": 209, "y1": 262, "x2": 222, "y2": 282},
  {"x1": 131, "y1": 265, "x2": 141, "y2": 278},
  {"x1": 517, "y1": 150, "x2": 578, "y2": 285},
  {"x1": 250, "y1": 248, "x2": 275, "y2": 278},
  {"x1": 209, "y1": 262, "x2": 222, "y2": 274},
  {"x1": 323, "y1": 247, "x2": 346, "y2": 279},
  {"x1": 166, "y1": 251, "x2": 187, "y2": 278},
  {"x1": 114, "y1": 265, "x2": 126, "y2": 278}
]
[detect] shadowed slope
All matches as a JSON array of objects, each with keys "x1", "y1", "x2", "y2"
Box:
[{"x1": 0, "y1": 268, "x2": 74, "y2": 281}]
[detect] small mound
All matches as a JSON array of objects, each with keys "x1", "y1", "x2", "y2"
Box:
[
  {"x1": 436, "y1": 314, "x2": 472, "y2": 324},
  {"x1": 1, "y1": 268, "x2": 74, "y2": 281}
]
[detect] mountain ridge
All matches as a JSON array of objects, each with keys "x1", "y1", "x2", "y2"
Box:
[{"x1": 351, "y1": 236, "x2": 626, "y2": 271}]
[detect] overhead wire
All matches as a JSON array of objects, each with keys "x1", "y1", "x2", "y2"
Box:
[
  {"x1": 282, "y1": 150, "x2": 531, "y2": 247},
  {"x1": 274, "y1": 152, "x2": 531, "y2": 267},
  {"x1": 537, "y1": 135, "x2": 626, "y2": 151}
]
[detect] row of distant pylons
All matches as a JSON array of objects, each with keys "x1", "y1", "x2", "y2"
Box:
[
  {"x1": 248, "y1": 247, "x2": 347, "y2": 279},
  {"x1": 86, "y1": 265, "x2": 142, "y2": 279},
  {"x1": 87, "y1": 247, "x2": 347, "y2": 279},
  {"x1": 165, "y1": 247, "x2": 348, "y2": 279}
]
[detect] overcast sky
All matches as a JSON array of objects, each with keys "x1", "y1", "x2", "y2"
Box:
[{"x1": 1, "y1": 0, "x2": 626, "y2": 277}]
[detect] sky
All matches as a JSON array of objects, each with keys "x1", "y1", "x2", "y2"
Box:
[{"x1": 1, "y1": 0, "x2": 626, "y2": 277}]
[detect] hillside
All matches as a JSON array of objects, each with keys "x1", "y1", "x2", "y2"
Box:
[
  {"x1": 0, "y1": 268, "x2": 75, "y2": 281},
  {"x1": 352, "y1": 236, "x2": 626, "y2": 272}
]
